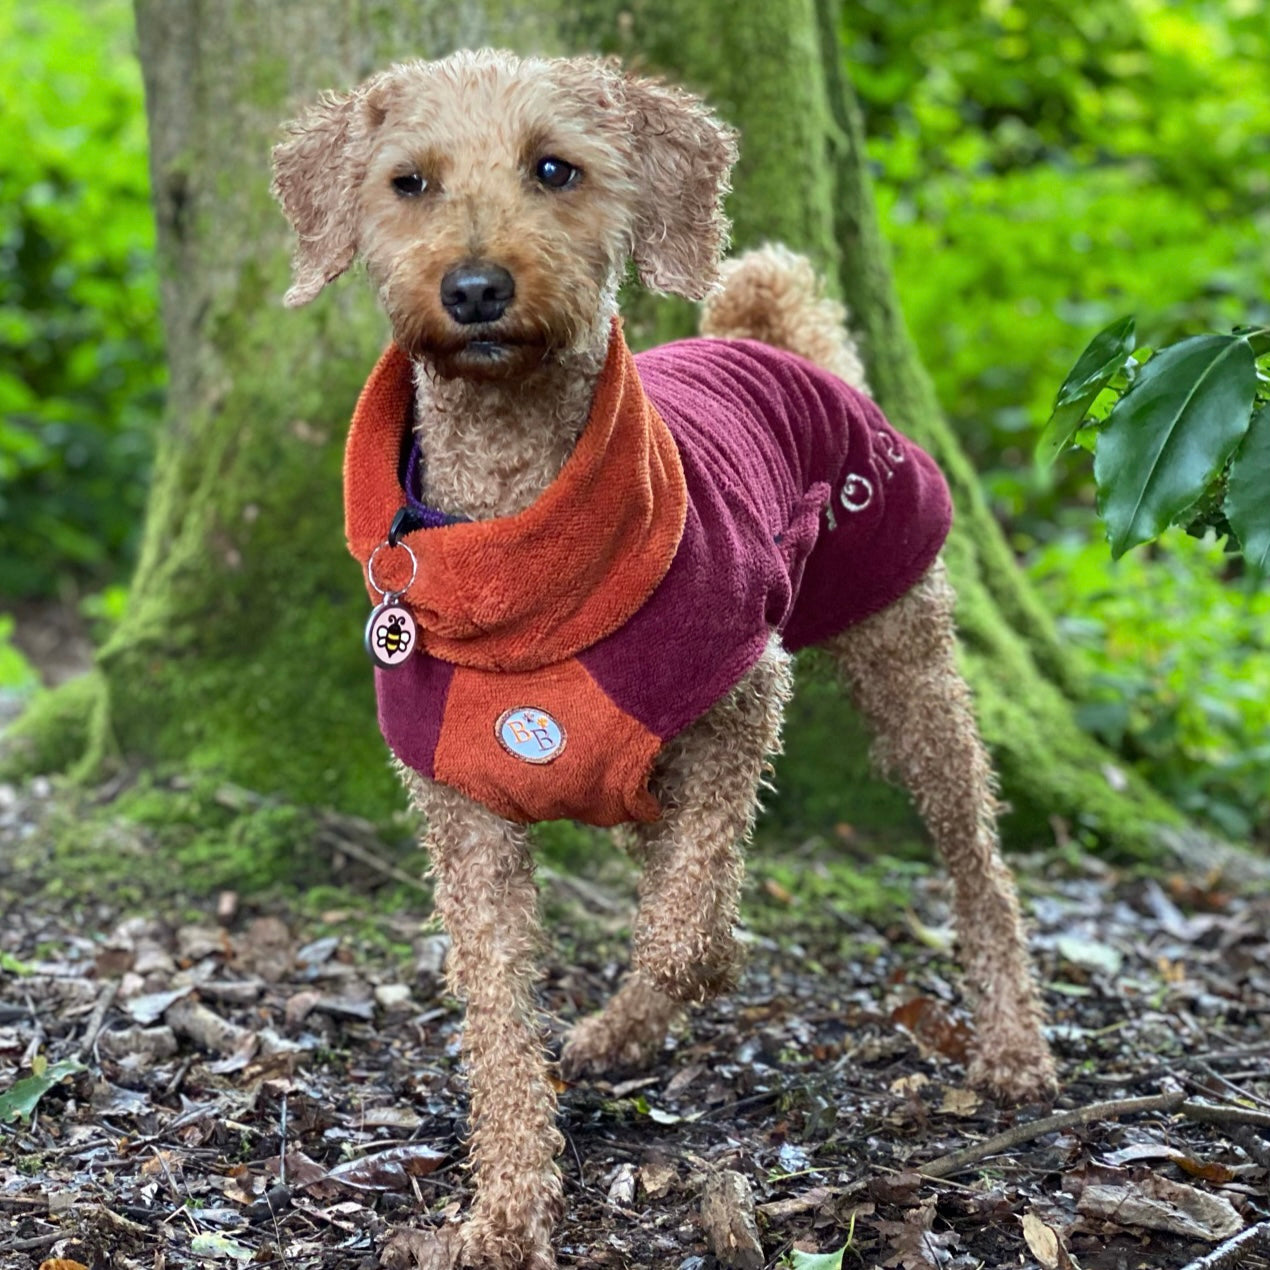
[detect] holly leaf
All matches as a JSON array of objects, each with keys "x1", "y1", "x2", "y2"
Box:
[
  {"x1": 1225, "y1": 403, "x2": 1270, "y2": 582},
  {"x1": 1094, "y1": 333, "x2": 1257, "y2": 557},
  {"x1": 1037, "y1": 315, "x2": 1135, "y2": 466}
]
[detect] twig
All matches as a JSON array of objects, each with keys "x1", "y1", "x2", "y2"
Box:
[
  {"x1": 1180, "y1": 1100, "x2": 1270, "y2": 1131},
  {"x1": 315, "y1": 826, "x2": 429, "y2": 894},
  {"x1": 918, "y1": 1091, "x2": 1186, "y2": 1179},
  {"x1": 1177, "y1": 1222, "x2": 1270, "y2": 1270},
  {"x1": 77, "y1": 980, "x2": 119, "y2": 1060},
  {"x1": 0, "y1": 1233, "x2": 63, "y2": 1252},
  {"x1": 1137, "y1": 1042, "x2": 1270, "y2": 1081},
  {"x1": 1188, "y1": 1065, "x2": 1270, "y2": 1112}
]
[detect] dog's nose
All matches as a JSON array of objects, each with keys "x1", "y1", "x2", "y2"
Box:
[{"x1": 440, "y1": 263, "x2": 516, "y2": 325}]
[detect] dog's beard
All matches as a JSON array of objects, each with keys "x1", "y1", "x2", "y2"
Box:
[{"x1": 390, "y1": 308, "x2": 581, "y2": 383}]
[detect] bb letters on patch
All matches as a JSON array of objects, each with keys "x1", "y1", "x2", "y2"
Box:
[{"x1": 496, "y1": 707, "x2": 567, "y2": 764}]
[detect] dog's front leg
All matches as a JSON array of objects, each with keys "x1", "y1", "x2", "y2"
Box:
[
  {"x1": 632, "y1": 639, "x2": 793, "y2": 1004},
  {"x1": 404, "y1": 774, "x2": 563, "y2": 1270}
]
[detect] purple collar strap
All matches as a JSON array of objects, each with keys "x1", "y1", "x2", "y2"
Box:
[{"x1": 389, "y1": 441, "x2": 469, "y2": 544}]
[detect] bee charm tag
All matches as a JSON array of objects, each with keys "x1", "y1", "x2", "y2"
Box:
[
  {"x1": 366, "y1": 598, "x2": 417, "y2": 669},
  {"x1": 364, "y1": 540, "x2": 419, "y2": 670}
]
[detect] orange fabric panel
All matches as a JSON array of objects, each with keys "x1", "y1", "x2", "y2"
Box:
[
  {"x1": 345, "y1": 321, "x2": 687, "y2": 673},
  {"x1": 433, "y1": 659, "x2": 662, "y2": 826}
]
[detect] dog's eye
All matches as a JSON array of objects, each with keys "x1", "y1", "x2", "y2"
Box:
[
  {"x1": 535, "y1": 157, "x2": 580, "y2": 190},
  {"x1": 392, "y1": 172, "x2": 426, "y2": 197}
]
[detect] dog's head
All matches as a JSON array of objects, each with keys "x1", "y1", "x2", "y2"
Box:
[{"x1": 271, "y1": 50, "x2": 738, "y2": 380}]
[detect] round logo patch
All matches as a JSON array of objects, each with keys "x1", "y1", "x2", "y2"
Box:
[
  {"x1": 496, "y1": 706, "x2": 567, "y2": 764},
  {"x1": 365, "y1": 601, "x2": 417, "y2": 669}
]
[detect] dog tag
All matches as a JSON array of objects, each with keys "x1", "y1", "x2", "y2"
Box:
[
  {"x1": 365, "y1": 597, "x2": 417, "y2": 669},
  {"x1": 364, "y1": 540, "x2": 419, "y2": 669}
]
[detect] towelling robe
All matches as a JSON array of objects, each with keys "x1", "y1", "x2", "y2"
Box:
[{"x1": 345, "y1": 323, "x2": 952, "y2": 827}]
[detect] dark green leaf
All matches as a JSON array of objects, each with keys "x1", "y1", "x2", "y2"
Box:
[
  {"x1": 1094, "y1": 334, "x2": 1257, "y2": 557},
  {"x1": 1225, "y1": 404, "x2": 1270, "y2": 581},
  {"x1": 1036, "y1": 316, "x2": 1136, "y2": 467}
]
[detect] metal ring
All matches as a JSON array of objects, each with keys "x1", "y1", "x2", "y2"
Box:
[{"x1": 367, "y1": 540, "x2": 418, "y2": 598}]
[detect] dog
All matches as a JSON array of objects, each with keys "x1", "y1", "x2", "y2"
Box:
[{"x1": 272, "y1": 49, "x2": 1056, "y2": 1270}]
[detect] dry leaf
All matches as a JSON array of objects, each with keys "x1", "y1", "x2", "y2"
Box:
[
  {"x1": 327, "y1": 1143, "x2": 446, "y2": 1192},
  {"x1": 1021, "y1": 1212, "x2": 1079, "y2": 1269},
  {"x1": 889, "y1": 1073, "x2": 930, "y2": 1097},
  {"x1": 1075, "y1": 1171, "x2": 1242, "y2": 1241},
  {"x1": 937, "y1": 1087, "x2": 981, "y2": 1117},
  {"x1": 640, "y1": 1158, "x2": 678, "y2": 1199},
  {"x1": 891, "y1": 997, "x2": 972, "y2": 1062}
]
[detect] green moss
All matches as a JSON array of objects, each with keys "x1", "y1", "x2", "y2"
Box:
[
  {"x1": 766, "y1": 660, "x2": 921, "y2": 842},
  {"x1": 0, "y1": 672, "x2": 103, "y2": 780},
  {"x1": 747, "y1": 849, "x2": 919, "y2": 935},
  {"x1": 17, "y1": 771, "x2": 419, "y2": 904}
]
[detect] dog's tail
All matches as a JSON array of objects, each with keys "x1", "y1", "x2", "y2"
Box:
[{"x1": 699, "y1": 244, "x2": 868, "y2": 392}]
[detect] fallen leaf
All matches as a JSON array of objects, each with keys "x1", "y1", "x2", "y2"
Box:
[
  {"x1": 891, "y1": 998, "x2": 972, "y2": 1062},
  {"x1": 640, "y1": 1158, "x2": 678, "y2": 1199},
  {"x1": 189, "y1": 1232, "x2": 254, "y2": 1261},
  {"x1": 889, "y1": 1073, "x2": 930, "y2": 1097},
  {"x1": 1175, "y1": 1156, "x2": 1238, "y2": 1184},
  {"x1": 1021, "y1": 1211, "x2": 1078, "y2": 1270},
  {"x1": 877, "y1": 1199, "x2": 959, "y2": 1269},
  {"x1": 1056, "y1": 935, "x2": 1123, "y2": 976},
  {"x1": 1075, "y1": 1170, "x2": 1242, "y2": 1241},
  {"x1": 327, "y1": 1143, "x2": 446, "y2": 1191},
  {"x1": 606, "y1": 1161, "x2": 636, "y2": 1207},
  {"x1": 125, "y1": 986, "x2": 193, "y2": 1025},
  {"x1": 786, "y1": 1247, "x2": 845, "y2": 1269},
  {"x1": 937, "y1": 1087, "x2": 981, "y2": 1117},
  {"x1": 0, "y1": 1060, "x2": 85, "y2": 1124}
]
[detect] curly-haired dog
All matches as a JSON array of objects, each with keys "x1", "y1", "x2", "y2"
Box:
[{"x1": 273, "y1": 49, "x2": 1056, "y2": 1270}]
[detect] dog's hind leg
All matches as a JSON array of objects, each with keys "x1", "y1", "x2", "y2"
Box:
[
  {"x1": 402, "y1": 773, "x2": 562, "y2": 1270},
  {"x1": 823, "y1": 559, "x2": 1057, "y2": 1102},
  {"x1": 561, "y1": 639, "x2": 792, "y2": 1077}
]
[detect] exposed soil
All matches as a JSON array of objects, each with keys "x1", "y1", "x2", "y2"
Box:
[{"x1": 2, "y1": 780, "x2": 1269, "y2": 1270}]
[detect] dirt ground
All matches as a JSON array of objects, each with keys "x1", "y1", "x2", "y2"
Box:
[{"x1": 2, "y1": 779, "x2": 1269, "y2": 1270}]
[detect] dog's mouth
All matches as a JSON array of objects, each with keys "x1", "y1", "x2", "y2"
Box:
[{"x1": 400, "y1": 321, "x2": 556, "y2": 382}]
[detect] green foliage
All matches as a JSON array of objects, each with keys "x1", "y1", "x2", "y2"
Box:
[
  {"x1": 1036, "y1": 315, "x2": 1135, "y2": 465},
  {"x1": 0, "y1": 0, "x2": 163, "y2": 598},
  {"x1": 1227, "y1": 406, "x2": 1270, "y2": 577},
  {"x1": 0, "y1": 615, "x2": 37, "y2": 694},
  {"x1": 848, "y1": 0, "x2": 1270, "y2": 542},
  {"x1": 1043, "y1": 319, "x2": 1268, "y2": 570},
  {"x1": 1030, "y1": 532, "x2": 1270, "y2": 843}
]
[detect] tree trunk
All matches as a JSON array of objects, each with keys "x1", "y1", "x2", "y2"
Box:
[{"x1": 3, "y1": 0, "x2": 1180, "y2": 856}]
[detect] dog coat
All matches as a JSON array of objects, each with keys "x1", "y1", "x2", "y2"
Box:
[{"x1": 344, "y1": 323, "x2": 952, "y2": 826}]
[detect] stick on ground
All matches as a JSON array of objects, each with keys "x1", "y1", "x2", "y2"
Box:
[
  {"x1": 1177, "y1": 1222, "x2": 1270, "y2": 1270},
  {"x1": 918, "y1": 1091, "x2": 1186, "y2": 1179}
]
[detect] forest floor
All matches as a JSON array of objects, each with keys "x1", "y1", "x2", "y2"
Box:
[{"x1": 2, "y1": 777, "x2": 1270, "y2": 1270}]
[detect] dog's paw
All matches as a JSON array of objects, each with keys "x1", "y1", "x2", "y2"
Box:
[
  {"x1": 968, "y1": 1037, "x2": 1059, "y2": 1104},
  {"x1": 379, "y1": 1219, "x2": 556, "y2": 1270},
  {"x1": 560, "y1": 1010, "x2": 667, "y2": 1079},
  {"x1": 458, "y1": 1215, "x2": 557, "y2": 1270},
  {"x1": 634, "y1": 945, "x2": 741, "y2": 1004}
]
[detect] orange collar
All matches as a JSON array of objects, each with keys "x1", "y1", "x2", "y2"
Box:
[{"x1": 345, "y1": 323, "x2": 688, "y2": 673}]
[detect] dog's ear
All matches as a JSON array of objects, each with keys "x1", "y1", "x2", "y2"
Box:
[
  {"x1": 271, "y1": 83, "x2": 383, "y2": 307},
  {"x1": 621, "y1": 75, "x2": 739, "y2": 299}
]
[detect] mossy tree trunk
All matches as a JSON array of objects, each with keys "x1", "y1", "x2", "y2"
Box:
[{"x1": 4, "y1": 0, "x2": 1179, "y2": 854}]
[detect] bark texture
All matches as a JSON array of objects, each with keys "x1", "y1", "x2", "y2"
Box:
[{"x1": 3, "y1": 0, "x2": 1179, "y2": 854}]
